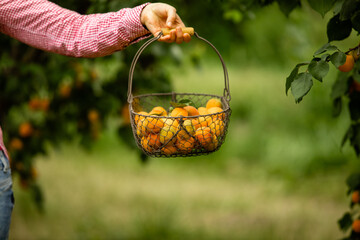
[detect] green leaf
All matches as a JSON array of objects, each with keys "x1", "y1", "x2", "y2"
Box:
[
  {"x1": 339, "y1": 0, "x2": 359, "y2": 21},
  {"x1": 351, "y1": 10, "x2": 360, "y2": 33},
  {"x1": 313, "y1": 42, "x2": 339, "y2": 56},
  {"x1": 170, "y1": 99, "x2": 195, "y2": 108},
  {"x1": 276, "y1": 0, "x2": 301, "y2": 17},
  {"x1": 286, "y1": 67, "x2": 300, "y2": 95},
  {"x1": 333, "y1": 0, "x2": 345, "y2": 15},
  {"x1": 331, "y1": 71, "x2": 349, "y2": 99},
  {"x1": 330, "y1": 51, "x2": 347, "y2": 67},
  {"x1": 332, "y1": 97, "x2": 342, "y2": 117},
  {"x1": 286, "y1": 63, "x2": 309, "y2": 95},
  {"x1": 321, "y1": 53, "x2": 331, "y2": 61},
  {"x1": 338, "y1": 212, "x2": 353, "y2": 232},
  {"x1": 307, "y1": 0, "x2": 337, "y2": 17},
  {"x1": 291, "y1": 72, "x2": 313, "y2": 103},
  {"x1": 308, "y1": 59, "x2": 329, "y2": 81},
  {"x1": 342, "y1": 125, "x2": 353, "y2": 148},
  {"x1": 327, "y1": 14, "x2": 353, "y2": 42},
  {"x1": 346, "y1": 172, "x2": 360, "y2": 190}
]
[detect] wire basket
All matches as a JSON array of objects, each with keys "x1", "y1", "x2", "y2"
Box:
[{"x1": 127, "y1": 29, "x2": 231, "y2": 158}]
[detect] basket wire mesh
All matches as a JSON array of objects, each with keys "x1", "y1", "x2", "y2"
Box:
[{"x1": 127, "y1": 31, "x2": 231, "y2": 157}]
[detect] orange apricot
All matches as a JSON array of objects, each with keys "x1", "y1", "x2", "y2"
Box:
[
  {"x1": 121, "y1": 104, "x2": 130, "y2": 124},
  {"x1": 136, "y1": 117, "x2": 148, "y2": 138},
  {"x1": 170, "y1": 108, "x2": 189, "y2": 118},
  {"x1": 88, "y1": 109, "x2": 99, "y2": 123},
  {"x1": 177, "y1": 119, "x2": 196, "y2": 140},
  {"x1": 134, "y1": 111, "x2": 148, "y2": 125},
  {"x1": 208, "y1": 107, "x2": 225, "y2": 120},
  {"x1": 141, "y1": 136, "x2": 153, "y2": 153},
  {"x1": 143, "y1": 117, "x2": 164, "y2": 133},
  {"x1": 353, "y1": 219, "x2": 360, "y2": 233},
  {"x1": 159, "y1": 125, "x2": 178, "y2": 145},
  {"x1": 339, "y1": 54, "x2": 355, "y2": 72},
  {"x1": 184, "y1": 106, "x2": 199, "y2": 116},
  {"x1": 194, "y1": 127, "x2": 213, "y2": 148},
  {"x1": 147, "y1": 133, "x2": 162, "y2": 150},
  {"x1": 205, "y1": 135, "x2": 219, "y2": 151},
  {"x1": 352, "y1": 191, "x2": 360, "y2": 204},
  {"x1": 9, "y1": 138, "x2": 23, "y2": 151},
  {"x1": 19, "y1": 122, "x2": 34, "y2": 138},
  {"x1": 149, "y1": 106, "x2": 167, "y2": 116},
  {"x1": 176, "y1": 137, "x2": 195, "y2": 154},
  {"x1": 209, "y1": 119, "x2": 225, "y2": 137},
  {"x1": 206, "y1": 98, "x2": 223, "y2": 109},
  {"x1": 161, "y1": 144, "x2": 178, "y2": 156},
  {"x1": 198, "y1": 107, "x2": 208, "y2": 115}
]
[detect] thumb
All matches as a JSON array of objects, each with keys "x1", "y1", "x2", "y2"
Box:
[{"x1": 165, "y1": 7, "x2": 177, "y2": 28}]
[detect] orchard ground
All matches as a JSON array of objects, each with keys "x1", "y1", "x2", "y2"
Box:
[{"x1": 9, "y1": 64, "x2": 359, "y2": 239}]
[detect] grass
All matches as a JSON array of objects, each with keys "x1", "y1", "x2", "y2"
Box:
[
  {"x1": 10, "y1": 140, "x2": 348, "y2": 240},
  {"x1": 9, "y1": 63, "x2": 357, "y2": 239}
]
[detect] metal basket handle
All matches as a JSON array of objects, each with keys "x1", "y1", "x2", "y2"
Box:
[{"x1": 127, "y1": 30, "x2": 231, "y2": 103}]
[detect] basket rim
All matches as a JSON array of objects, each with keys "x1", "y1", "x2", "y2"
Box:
[
  {"x1": 131, "y1": 108, "x2": 231, "y2": 119},
  {"x1": 130, "y1": 92, "x2": 231, "y2": 119},
  {"x1": 131, "y1": 92, "x2": 228, "y2": 100}
]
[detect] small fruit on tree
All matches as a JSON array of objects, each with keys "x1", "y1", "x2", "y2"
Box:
[
  {"x1": 9, "y1": 138, "x2": 23, "y2": 151},
  {"x1": 19, "y1": 122, "x2": 34, "y2": 138},
  {"x1": 88, "y1": 109, "x2": 99, "y2": 123},
  {"x1": 352, "y1": 191, "x2": 360, "y2": 204},
  {"x1": 353, "y1": 219, "x2": 360, "y2": 233},
  {"x1": 338, "y1": 54, "x2": 355, "y2": 72}
]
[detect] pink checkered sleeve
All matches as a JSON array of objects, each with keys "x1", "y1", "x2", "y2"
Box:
[
  {"x1": 0, "y1": 0, "x2": 151, "y2": 58},
  {"x1": 0, "y1": 0, "x2": 152, "y2": 158}
]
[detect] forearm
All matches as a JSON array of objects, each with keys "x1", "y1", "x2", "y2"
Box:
[{"x1": 0, "y1": 0, "x2": 151, "y2": 57}]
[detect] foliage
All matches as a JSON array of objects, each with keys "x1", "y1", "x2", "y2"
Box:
[
  {"x1": 272, "y1": 0, "x2": 360, "y2": 239},
  {"x1": 0, "y1": 0, "x2": 175, "y2": 209}
]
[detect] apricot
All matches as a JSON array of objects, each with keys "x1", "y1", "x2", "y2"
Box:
[
  {"x1": 147, "y1": 133, "x2": 162, "y2": 150},
  {"x1": 184, "y1": 106, "x2": 199, "y2": 116},
  {"x1": 170, "y1": 107, "x2": 189, "y2": 117},
  {"x1": 208, "y1": 107, "x2": 225, "y2": 120},
  {"x1": 352, "y1": 191, "x2": 360, "y2": 204},
  {"x1": 177, "y1": 119, "x2": 196, "y2": 140},
  {"x1": 134, "y1": 111, "x2": 148, "y2": 125},
  {"x1": 176, "y1": 137, "x2": 195, "y2": 154},
  {"x1": 353, "y1": 219, "x2": 360, "y2": 233},
  {"x1": 143, "y1": 117, "x2": 164, "y2": 133},
  {"x1": 19, "y1": 122, "x2": 34, "y2": 138},
  {"x1": 149, "y1": 106, "x2": 167, "y2": 116},
  {"x1": 205, "y1": 135, "x2": 218, "y2": 151},
  {"x1": 338, "y1": 54, "x2": 355, "y2": 72},
  {"x1": 159, "y1": 125, "x2": 178, "y2": 145},
  {"x1": 136, "y1": 117, "x2": 148, "y2": 138},
  {"x1": 206, "y1": 98, "x2": 223, "y2": 109},
  {"x1": 209, "y1": 119, "x2": 225, "y2": 137},
  {"x1": 198, "y1": 107, "x2": 208, "y2": 115},
  {"x1": 88, "y1": 109, "x2": 99, "y2": 123},
  {"x1": 161, "y1": 144, "x2": 178, "y2": 156},
  {"x1": 194, "y1": 127, "x2": 213, "y2": 148},
  {"x1": 9, "y1": 138, "x2": 23, "y2": 151}
]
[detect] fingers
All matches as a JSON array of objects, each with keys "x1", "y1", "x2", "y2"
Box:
[
  {"x1": 158, "y1": 27, "x2": 191, "y2": 44},
  {"x1": 165, "y1": 6, "x2": 177, "y2": 28}
]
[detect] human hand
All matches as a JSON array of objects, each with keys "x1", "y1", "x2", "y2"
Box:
[{"x1": 140, "y1": 3, "x2": 191, "y2": 43}]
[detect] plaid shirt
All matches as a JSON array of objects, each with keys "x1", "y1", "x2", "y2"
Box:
[{"x1": 0, "y1": 0, "x2": 151, "y2": 158}]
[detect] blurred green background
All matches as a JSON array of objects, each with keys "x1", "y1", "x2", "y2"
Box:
[{"x1": 6, "y1": 0, "x2": 360, "y2": 239}]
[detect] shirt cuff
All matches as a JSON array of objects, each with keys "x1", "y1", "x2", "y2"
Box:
[{"x1": 120, "y1": 3, "x2": 152, "y2": 44}]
